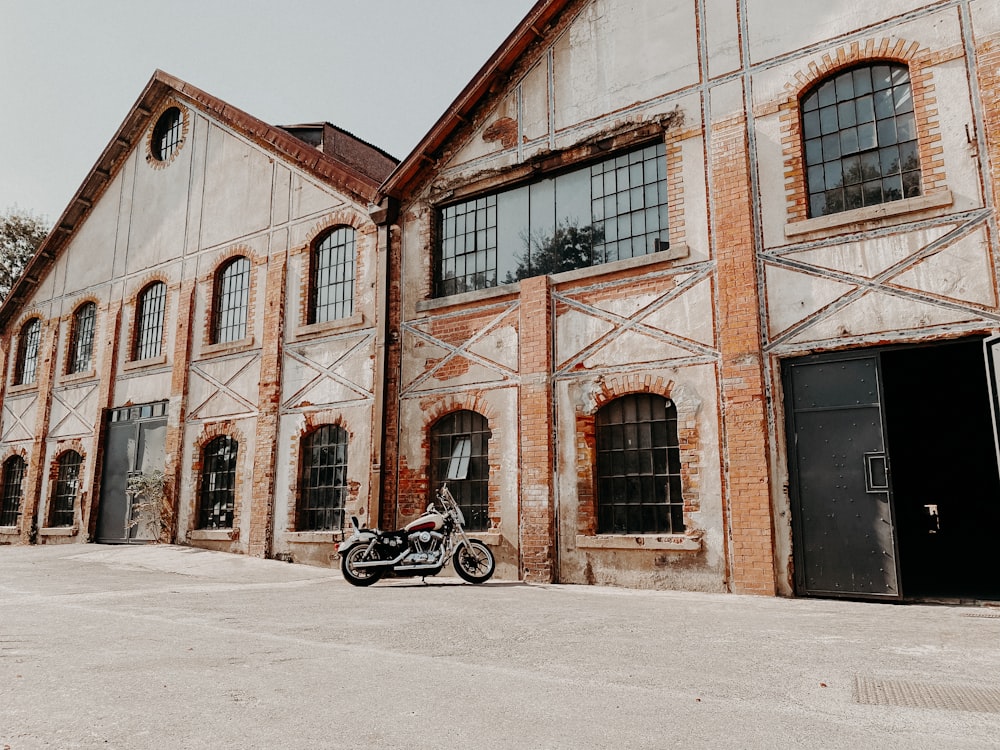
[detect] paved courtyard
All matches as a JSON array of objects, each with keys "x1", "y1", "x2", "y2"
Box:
[{"x1": 1, "y1": 544, "x2": 999, "y2": 749}]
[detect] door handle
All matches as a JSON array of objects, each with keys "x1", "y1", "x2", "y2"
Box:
[{"x1": 864, "y1": 452, "x2": 889, "y2": 493}]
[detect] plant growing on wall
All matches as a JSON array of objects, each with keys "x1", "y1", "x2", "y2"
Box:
[{"x1": 126, "y1": 470, "x2": 173, "y2": 541}]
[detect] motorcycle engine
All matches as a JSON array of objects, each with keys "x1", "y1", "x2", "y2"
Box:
[{"x1": 403, "y1": 530, "x2": 443, "y2": 564}]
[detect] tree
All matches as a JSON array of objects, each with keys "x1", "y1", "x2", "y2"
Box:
[{"x1": 0, "y1": 208, "x2": 50, "y2": 302}]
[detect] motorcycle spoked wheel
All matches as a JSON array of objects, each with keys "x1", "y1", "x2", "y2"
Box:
[
  {"x1": 452, "y1": 540, "x2": 495, "y2": 584},
  {"x1": 340, "y1": 544, "x2": 385, "y2": 587}
]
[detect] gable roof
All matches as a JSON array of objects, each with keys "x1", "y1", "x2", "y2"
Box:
[
  {"x1": 379, "y1": 0, "x2": 572, "y2": 199},
  {"x1": 0, "y1": 70, "x2": 397, "y2": 329}
]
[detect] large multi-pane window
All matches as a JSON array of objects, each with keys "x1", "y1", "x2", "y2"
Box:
[
  {"x1": 198, "y1": 436, "x2": 237, "y2": 529},
  {"x1": 0, "y1": 456, "x2": 25, "y2": 527},
  {"x1": 309, "y1": 227, "x2": 355, "y2": 324},
  {"x1": 16, "y1": 318, "x2": 41, "y2": 385},
  {"x1": 69, "y1": 302, "x2": 96, "y2": 374},
  {"x1": 595, "y1": 394, "x2": 684, "y2": 535},
  {"x1": 436, "y1": 142, "x2": 669, "y2": 296},
  {"x1": 151, "y1": 107, "x2": 183, "y2": 162},
  {"x1": 212, "y1": 257, "x2": 251, "y2": 344},
  {"x1": 134, "y1": 282, "x2": 166, "y2": 360},
  {"x1": 802, "y1": 62, "x2": 921, "y2": 218},
  {"x1": 49, "y1": 451, "x2": 82, "y2": 527},
  {"x1": 430, "y1": 410, "x2": 490, "y2": 531},
  {"x1": 297, "y1": 425, "x2": 349, "y2": 531}
]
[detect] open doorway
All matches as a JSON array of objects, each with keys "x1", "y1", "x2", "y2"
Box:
[{"x1": 881, "y1": 338, "x2": 1000, "y2": 599}]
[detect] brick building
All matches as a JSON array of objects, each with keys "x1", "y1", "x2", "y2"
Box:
[{"x1": 3, "y1": 1, "x2": 1000, "y2": 600}]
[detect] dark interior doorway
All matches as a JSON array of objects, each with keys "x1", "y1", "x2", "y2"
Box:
[{"x1": 881, "y1": 339, "x2": 1000, "y2": 600}]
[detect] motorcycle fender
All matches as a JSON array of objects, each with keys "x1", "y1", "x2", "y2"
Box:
[{"x1": 336, "y1": 532, "x2": 375, "y2": 554}]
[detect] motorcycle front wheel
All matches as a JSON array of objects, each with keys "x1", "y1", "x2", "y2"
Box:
[
  {"x1": 452, "y1": 540, "x2": 495, "y2": 584},
  {"x1": 340, "y1": 544, "x2": 385, "y2": 587}
]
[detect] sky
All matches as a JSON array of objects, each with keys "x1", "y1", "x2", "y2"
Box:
[{"x1": 0, "y1": 0, "x2": 537, "y2": 223}]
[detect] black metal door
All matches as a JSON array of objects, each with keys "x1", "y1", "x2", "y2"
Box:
[
  {"x1": 95, "y1": 404, "x2": 167, "y2": 544},
  {"x1": 784, "y1": 354, "x2": 901, "y2": 599}
]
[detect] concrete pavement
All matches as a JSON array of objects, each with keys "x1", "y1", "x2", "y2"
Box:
[{"x1": 1, "y1": 544, "x2": 999, "y2": 749}]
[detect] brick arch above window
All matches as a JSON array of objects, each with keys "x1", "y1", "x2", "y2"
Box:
[{"x1": 780, "y1": 38, "x2": 947, "y2": 226}]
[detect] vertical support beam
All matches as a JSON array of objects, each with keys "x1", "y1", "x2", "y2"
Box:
[
  {"x1": 19, "y1": 319, "x2": 60, "y2": 543},
  {"x1": 711, "y1": 100, "x2": 777, "y2": 595},
  {"x1": 163, "y1": 281, "x2": 195, "y2": 543},
  {"x1": 518, "y1": 274, "x2": 556, "y2": 583},
  {"x1": 248, "y1": 252, "x2": 287, "y2": 558}
]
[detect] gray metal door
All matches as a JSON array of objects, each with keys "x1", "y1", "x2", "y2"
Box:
[
  {"x1": 784, "y1": 354, "x2": 901, "y2": 599},
  {"x1": 95, "y1": 404, "x2": 167, "y2": 544}
]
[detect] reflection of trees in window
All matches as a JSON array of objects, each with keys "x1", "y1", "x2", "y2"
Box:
[
  {"x1": 430, "y1": 410, "x2": 490, "y2": 531},
  {"x1": 436, "y1": 142, "x2": 668, "y2": 297},
  {"x1": 0, "y1": 455, "x2": 25, "y2": 526},
  {"x1": 596, "y1": 394, "x2": 684, "y2": 534},
  {"x1": 198, "y1": 436, "x2": 238, "y2": 529},
  {"x1": 50, "y1": 451, "x2": 82, "y2": 527},
  {"x1": 298, "y1": 425, "x2": 348, "y2": 531},
  {"x1": 802, "y1": 63, "x2": 921, "y2": 217}
]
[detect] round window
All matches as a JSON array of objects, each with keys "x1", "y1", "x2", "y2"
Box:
[{"x1": 151, "y1": 107, "x2": 183, "y2": 162}]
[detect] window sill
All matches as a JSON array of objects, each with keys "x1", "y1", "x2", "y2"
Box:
[
  {"x1": 575, "y1": 533, "x2": 702, "y2": 551},
  {"x1": 6, "y1": 382, "x2": 39, "y2": 396},
  {"x1": 59, "y1": 369, "x2": 97, "y2": 385},
  {"x1": 416, "y1": 283, "x2": 519, "y2": 314},
  {"x1": 785, "y1": 190, "x2": 953, "y2": 238},
  {"x1": 39, "y1": 526, "x2": 77, "y2": 537},
  {"x1": 292, "y1": 313, "x2": 365, "y2": 342},
  {"x1": 0, "y1": 525, "x2": 20, "y2": 535},
  {"x1": 286, "y1": 530, "x2": 344, "y2": 544},
  {"x1": 123, "y1": 354, "x2": 168, "y2": 372},
  {"x1": 201, "y1": 337, "x2": 256, "y2": 358},
  {"x1": 188, "y1": 529, "x2": 236, "y2": 541}
]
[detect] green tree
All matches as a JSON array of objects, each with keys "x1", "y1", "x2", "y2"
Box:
[{"x1": 0, "y1": 208, "x2": 50, "y2": 301}]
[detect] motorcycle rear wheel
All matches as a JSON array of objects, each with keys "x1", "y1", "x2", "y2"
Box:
[
  {"x1": 453, "y1": 540, "x2": 495, "y2": 584},
  {"x1": 340, "y1": 545, "x2": 385, "y2": 587}
]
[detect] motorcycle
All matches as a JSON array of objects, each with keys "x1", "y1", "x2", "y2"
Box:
[{"x1": 336, "y1": 483, "x2": 496, "y2": 586}]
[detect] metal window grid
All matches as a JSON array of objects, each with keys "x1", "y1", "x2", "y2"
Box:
[
  {"x1": 49, "y1": 451, "x2": 81, "y2": 528},
  {"x1": 153, "y1": 108, "x2": 183, "y2": 161},
  {"x1": 17, "y1": 318, "x2": 41, "y2": 385},
  {"x1": 0, "y1": 456, "x2": 25, "y2": 526},
  {"x1": 70, "y1": 302, "x2": 96, "y2": 374},
  {"x1": 437, "y1": 196, "x2": 498, "y2": 297},
  {"x1": 212, "y1": 257, "x2": 250, "y2": 344},
  {"x1": 297, "y1": 425, "x2": 349, "y2": 531},
  {"x1": 310, "y1": 228, "x2": 356, "y2": 324},
  {"x1": 198, "y1": 436, "x2": 237, "y2": 529},
  {"x1": 430, "y1": 410, "x2": 490, "y2": 531},
  {"x1": 595, "y1": 394, "x2": 684, "y2": 534},
  {"x1": 134, "y1": 283, "x2": 166, "y2": 360},
  {"x1": 803, "y1": 63, "x2": 921, "y2": 218}
]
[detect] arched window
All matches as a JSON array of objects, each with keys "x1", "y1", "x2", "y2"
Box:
[
  {"x1": 15, "y1": 317, "x2": 41, "y2": 385},
  {"x1": 198, "y1": 436, "x2": 238, "y2": 529},
  {"x1": 595, "y1": 394, "x2": 683, "y2": 534},
  {"x1": 69, "y1": 302, "x2": 96, "y2": 374},
  {"x1": 212, "y1": 257, "x2": 251, "y2": 344},
  {"x1": 802, "y1": 62, "x2": 920, "y2": 218},
  {"x1": 309, "y1": 227, "x2": 355, "y2": 323},
  {"x1": 430, "y1": 410, "x2": 490, "y2": 531},
  {"x1": 49, "y1": 451, "x2": 82, "y2": 527},
  {"x1": 0, "y1": 455, "x2": 26, "y2": 527},
  {"x1": 134, "y1": 282, "x2": 166, "y2": 360},
  {"x1": 297, "y1": 424, "x2": 348, "y2": 531}
]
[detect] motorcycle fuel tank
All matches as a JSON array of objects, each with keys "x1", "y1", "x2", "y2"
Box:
[{"x1": 404, "y1": 512, "x2": 445, "y2": 532}]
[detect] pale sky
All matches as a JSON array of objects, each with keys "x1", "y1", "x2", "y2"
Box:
[{"x1": 0, "y1": 0, "x2": 537, "y2": 223}]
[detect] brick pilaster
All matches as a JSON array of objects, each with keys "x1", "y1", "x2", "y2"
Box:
[
  {"x1": 248, "y1": 252, "x2": 287, "y2": 557},
  {"x1": 19, "y1": 320, "x2": 60, "y2": 542},
  {"x1": 163, "y1": 282, "x2": 195, "y2": 543},
  {"x1": 711, "y1": 106, "x2": 777, "y2": 595},
  {"x1": 976, "y1": 35, "x2": 1000, "y2": 216},
  {"x1": 518, "y1": 275, "x2": 555, "y2": 583}
]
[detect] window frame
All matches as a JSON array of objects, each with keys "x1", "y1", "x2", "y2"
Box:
[
  {"x1": 133, "y1": 282, "x2": 167, "y2": 361},
  {"x1": 198, "y1": 435, "x2": 238, "y2": 530},
  {"x1": 800, "y1": 61, "x2": 921, "y2": 219},
  {"x1": 308, "y1": 227, "x2": 356, "y2": 325},
  {"x1": 151, "y1": 106, "x2": 184, "y2": 163},
  {"x1": 49, "y1": 450, "x2": 82, "y2": 528},
  {"x1": 594, "y1": 393, "x2": 684, "y2": 535},
  {"x1": 429, "y1": 410, "x2": 491, "y2": 531},
  {"x1": 0, "y1": 455, "x2": 26, "y2": 527},
  {"x1": 15, "y1": 317, "x2": 41, "y2": 386},
  {"x1": 211, "y1": 256, "x2": 252, "y2": 345},
  {"x1": 297, "y1": 424, "x2": 349, "y2": 531},
  {"x1": 68, "y1": 301, "x2": 97, "y2": 374}
]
